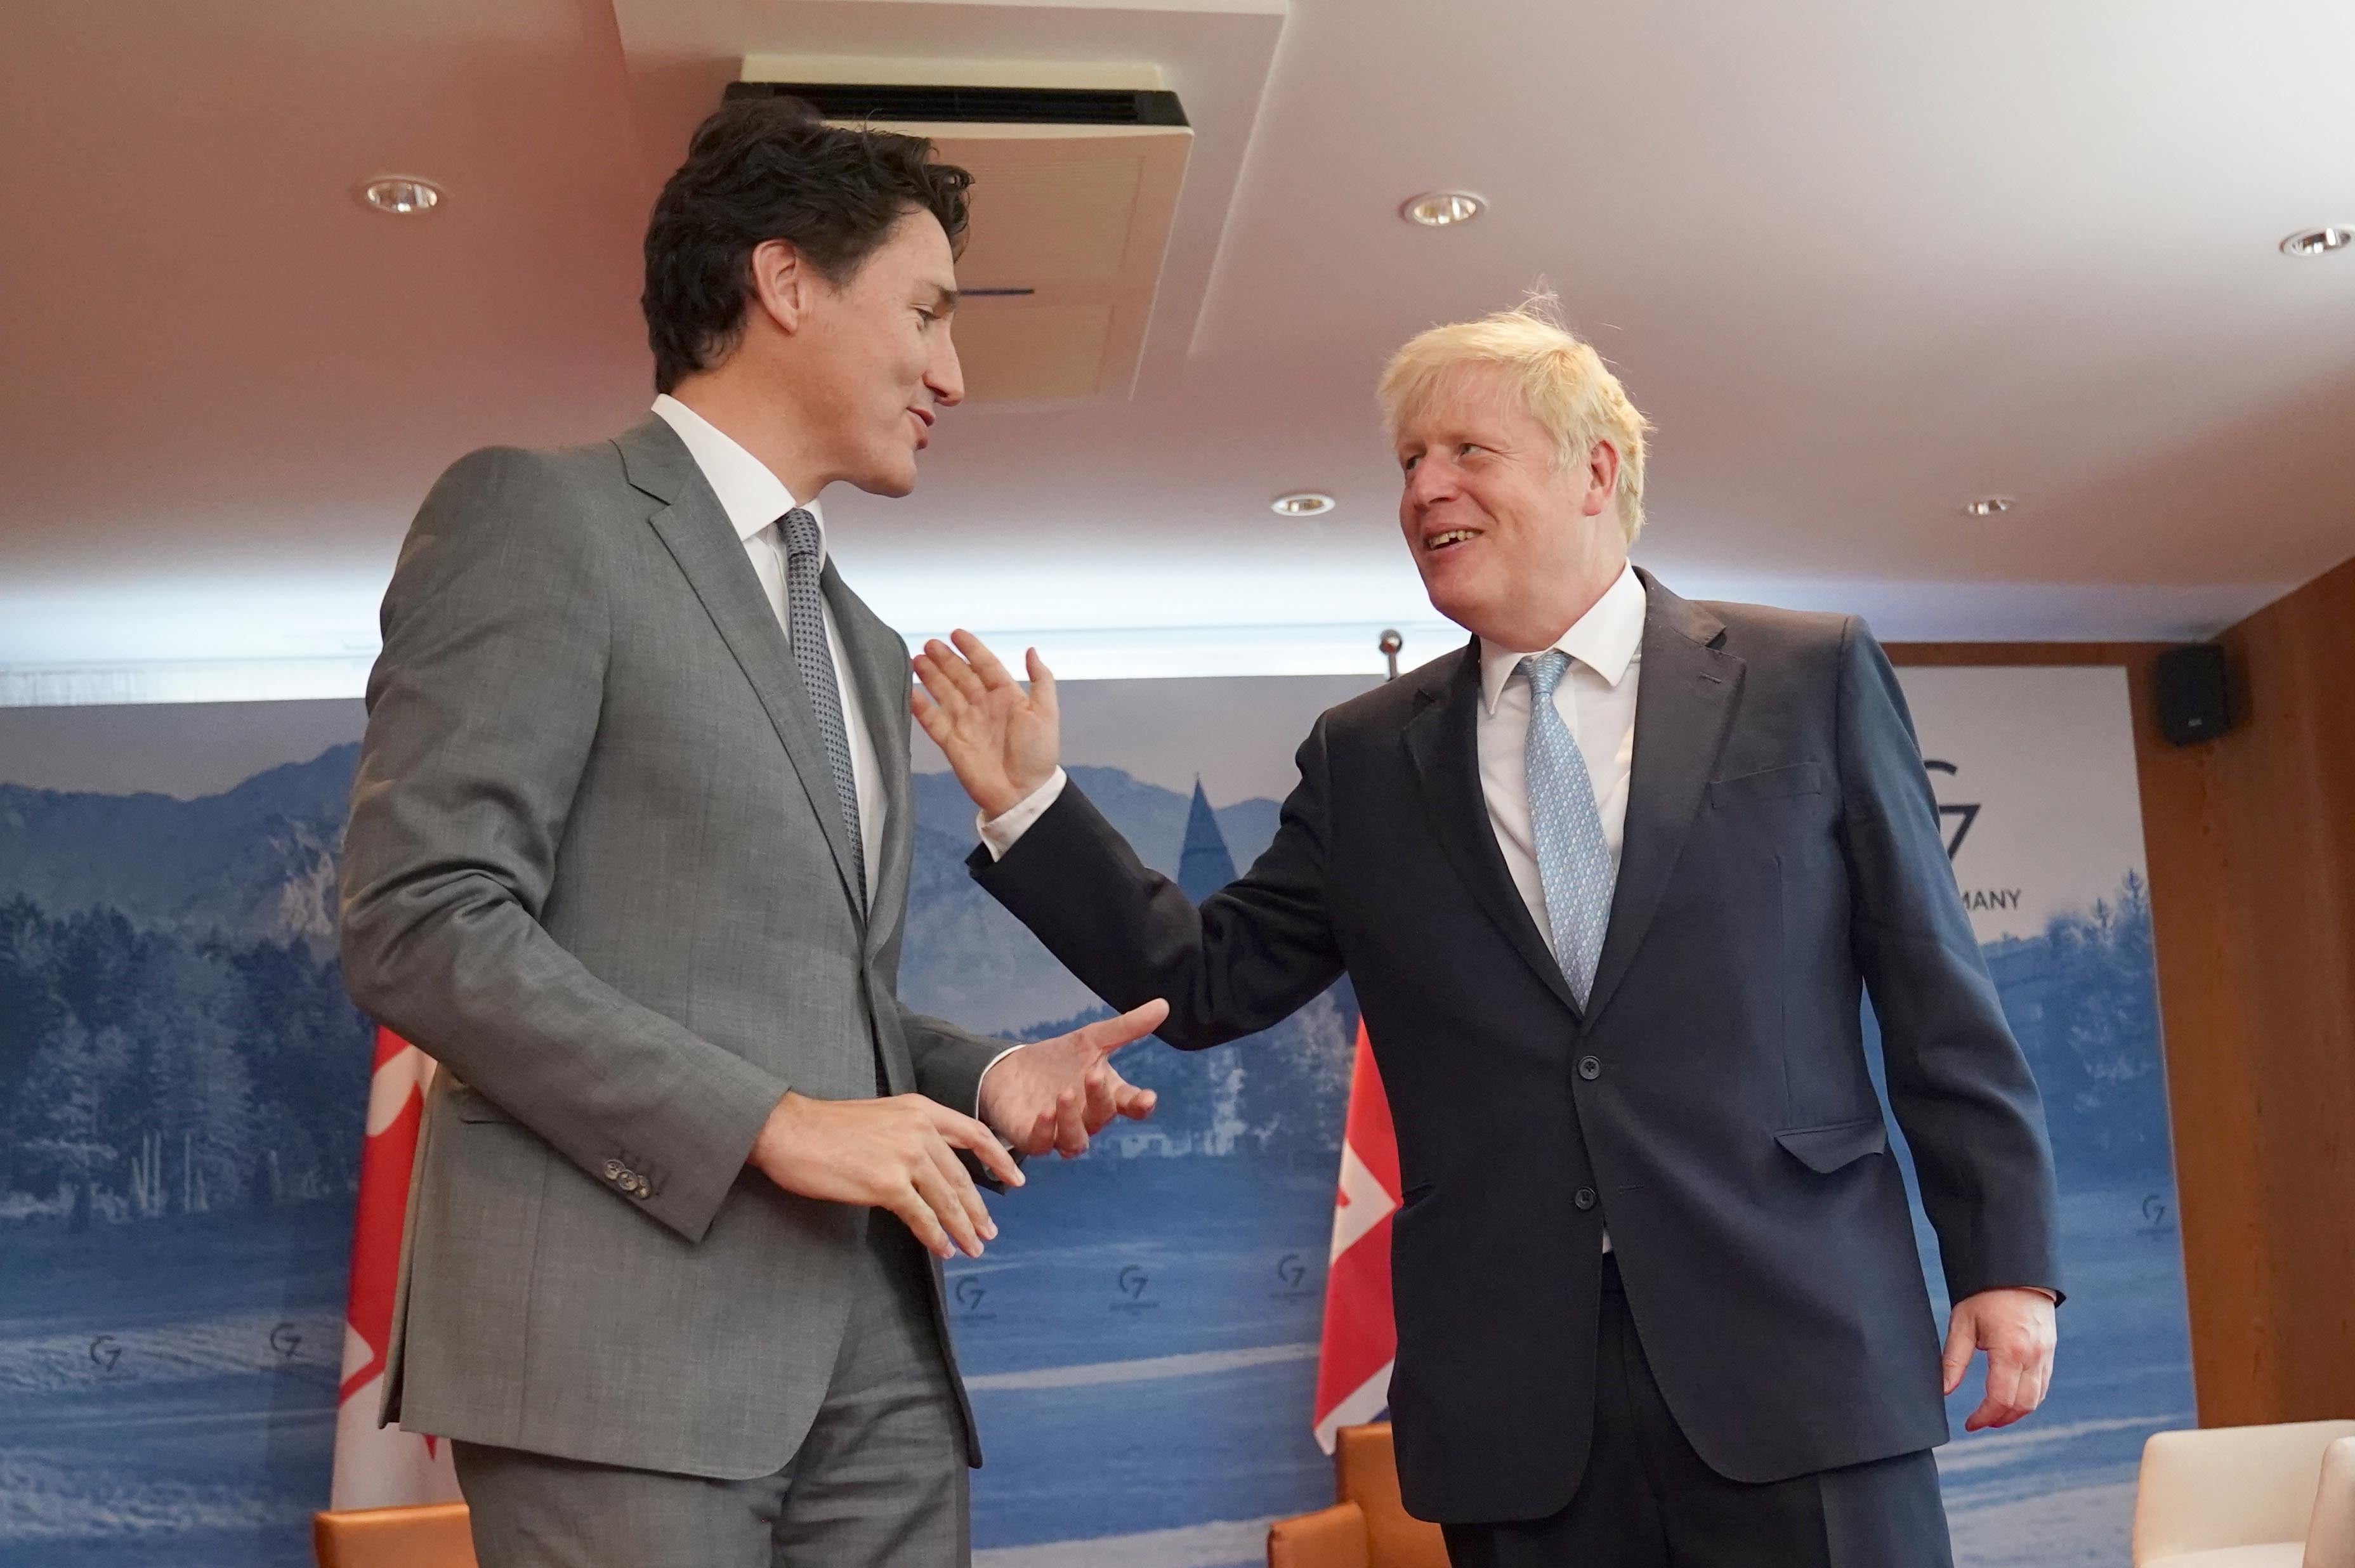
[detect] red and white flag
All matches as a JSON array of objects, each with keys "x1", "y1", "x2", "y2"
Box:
[
  {"x1": 330, "y1": 1026, "x2": 461, "y2": 1510},
  {"x1": 1313, "y1": 1020, "x2": 1402, "y2": 1453}
]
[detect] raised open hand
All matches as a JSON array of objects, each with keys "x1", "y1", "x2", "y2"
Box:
[
  {"x1": 978, "y1": 999, "x2": 1168, "y2": 1158},
  {"x1": 912, "y1": 630, "x2": 1061, "y2": 819}
]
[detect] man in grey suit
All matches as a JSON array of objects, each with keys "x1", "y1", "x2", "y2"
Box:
[{"x1": 338, "y1": 100, "x2": 1163, "y2": 1567}]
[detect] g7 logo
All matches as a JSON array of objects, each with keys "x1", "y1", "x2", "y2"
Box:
[{"x1": 1922, "y1": 760, "x2": 1980, "y2": 860}]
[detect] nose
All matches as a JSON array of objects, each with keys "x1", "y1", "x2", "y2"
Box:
[
  {"x1": 1403, "y1": 452, "x2": 1458, "y2": 513},
  {"x1": 928, "y1": 323, "x2": 964, "y2": 408}
]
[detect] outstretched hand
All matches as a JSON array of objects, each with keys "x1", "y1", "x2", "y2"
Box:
[
  {"x1": 980, "y1": 999, "x2": 1168, "y2": 1158},
  {"x1": 912, "y1": 631, "x2": 1061, "y2": 819}
]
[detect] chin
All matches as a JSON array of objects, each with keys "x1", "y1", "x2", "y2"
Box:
[{"x1": 851, "y1": 457, "x2": 920, "y2": 499}]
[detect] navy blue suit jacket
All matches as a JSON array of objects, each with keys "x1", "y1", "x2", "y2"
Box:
[{"x1": 970, "y1": 572, "x2": 2061, "y2": 1524}]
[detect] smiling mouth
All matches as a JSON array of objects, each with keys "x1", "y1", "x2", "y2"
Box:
[{"x1": 1423, "y1": 528, "x2": 1480, "y2": 553}]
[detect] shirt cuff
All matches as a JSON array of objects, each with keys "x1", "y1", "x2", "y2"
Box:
[
  {"x1": 976, "y1": 768, "x2": 1068, "y2": 861},
  {"x1": 973, "y1": 1044, "x2": 1027, "y2": 1117}
]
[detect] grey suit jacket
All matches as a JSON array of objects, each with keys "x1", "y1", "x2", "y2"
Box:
[{"x1": 339, "y1": 416, "x2": 1003, "y2": 1479}]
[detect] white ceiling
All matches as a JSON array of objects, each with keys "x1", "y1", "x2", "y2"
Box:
[{"x1": 4, "y1": 0, "x2": 2354, "y2": 696}]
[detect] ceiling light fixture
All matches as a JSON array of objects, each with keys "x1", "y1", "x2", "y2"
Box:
[
  {"x1": 1961, "y1": 497, "x2": 2015, "y2": 518},
  {"x1": 2280, "y1": 226, "x2": 2352, "y2": 258},
  {"x1": 1400, "y1": 192, "x2": 1484, "y2": 228},
  {"x1": 1271, "y1": 492, "x2": 1336, "y2": 517},
  {"x1": 360, "y1": 177, "x2": 443, "y2": 216}
]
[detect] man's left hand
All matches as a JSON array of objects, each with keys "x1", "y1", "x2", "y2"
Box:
[
  {"x1": 978, "y1": 999, "x2": 1167, "y2": 1158},
  {"x1": 1943, "y1": 1287, "x2": 2059, "y2": 1432}
]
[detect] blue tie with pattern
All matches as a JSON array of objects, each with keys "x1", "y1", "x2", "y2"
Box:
[
  {"x1": 1519, "y1": 650, "x2": 1615, "y2": 1008},
  {"x1": 780, "y1": 509, "x2": 867, "y2": 910}
]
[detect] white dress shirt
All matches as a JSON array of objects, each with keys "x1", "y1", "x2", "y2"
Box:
[
  {"x1": 655, "y1": 396, "x2": 1028, "y2": 1107},
  {"x1": 1473, "y1": 563, "x2": 1646, "y2": 950},
  {"x1": 652, "y1": 394, "x2": 884, "y2": 899}
]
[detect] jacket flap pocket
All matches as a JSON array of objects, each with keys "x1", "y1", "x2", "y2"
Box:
[
  {"x1": 448, "y1": 1083, "x2": 517, "y2": 1124},
  {"x1": 1709, "y1": 762, "x2": 1822, "y2": 807},
  {"x1": 1774, "y1": 1117, "x2": 1887, "y2": 1173}
]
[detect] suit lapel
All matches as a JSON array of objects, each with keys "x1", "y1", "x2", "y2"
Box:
[
  {"x1": 1401, "y1": 641, "x2": 1583, "y2": 1018},
  {"x1": 619, "y1": 419, "x2": 867, "y2": 922},
  {"x1": 1582, "y1": 570, "x2": 1744, "y2": 1028},
  {"x1": 823, "y1": 563, "x2": 915, "y2": 963}
]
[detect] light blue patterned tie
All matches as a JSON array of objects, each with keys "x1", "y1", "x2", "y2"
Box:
[
  {"x1": 1520, "y1": 650, "x2": 1614, "y2": 1008},
  {"x1": 780, "y1": 508, "x2": 866, "y2": 910}
]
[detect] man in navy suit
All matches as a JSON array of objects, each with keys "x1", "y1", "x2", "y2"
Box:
[{"x1": 911, "y1": 300, "x2": 2061, "y2": 1565}]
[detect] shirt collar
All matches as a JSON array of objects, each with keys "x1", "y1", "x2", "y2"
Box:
[
  {"x1": 1478, "y1": 562, "x2": 1647, "y2": 715},
  {"x1": 651, "y1": 394, "x2": 823, "y2": 560}
]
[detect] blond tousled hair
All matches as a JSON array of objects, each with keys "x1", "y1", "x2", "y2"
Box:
[{"x1": 1377, "y1": 294, "x2": 1653, "y2": 540}]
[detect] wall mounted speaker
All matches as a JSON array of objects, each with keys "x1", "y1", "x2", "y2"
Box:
[{"x1": 2155, "y1": 643, "x2": 2234, "y2": 746}]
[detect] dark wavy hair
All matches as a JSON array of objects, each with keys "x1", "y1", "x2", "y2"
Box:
[{"x1": 642, "y1": 98, "x2": 973, "y2": 393}]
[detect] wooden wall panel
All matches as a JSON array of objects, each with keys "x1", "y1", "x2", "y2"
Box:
[{"x1": 1887, "y1": 552, "x2": 2355, "y2": 1428}]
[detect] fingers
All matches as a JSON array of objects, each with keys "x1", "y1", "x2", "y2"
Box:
[
  {"x1": 1962, "y1": 1316, "x2": 2054, "y2": 1432},
  {"x1": 924, "y1": 1100, "x2": 1027, "y2": 1189},
  {"x1": 1116, "y1": 1082, "x2": 1157, "y2": 1121},
  {"x1": 925, "y1": 638, "x2": 992, "y2": 705},
  {"x1": 1083, "y1": 998, "x2": 1172, "y2": 1056},
  {"x1": 911, "y1": 1140, "x2": 991, "y2": 1259},
  {"x1": 951, "y1": 629, "x2": 1017, "y2": 692},
  {"x1": 1940, "y1": 1305, "x2": 1975, "y2": 1397},
  {"x1": 1053, "y1": 1085, "x2": 1090, "y2": 1158},
  {"x1": 912, "y1": 649, "x2": 977, "y2": 718},
  {"x1": 884, "y1": 1182, "x2": 955, "y2": 1261}
]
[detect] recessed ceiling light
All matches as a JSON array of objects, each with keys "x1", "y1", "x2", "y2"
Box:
[
  {"x1": 1271, "y1": 492, "x2": 1336, "y2": 517},
  {"x1": 1400, "y1": 192, "x2": 1485, "y2": 228},
  {"x1": 361, "y1": 177, "x2": 443, "y2": 216},
  {"x1": 1961, "y1": 497, "x2": 2015, "y2": 518},
  {"x1": 2280, "y1": 226, "x2": 2352, "y2": 258}
]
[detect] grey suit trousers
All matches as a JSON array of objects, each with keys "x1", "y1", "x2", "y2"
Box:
[{"x1": 454, "y1": 1221, "x2": 969, "y2": 1568}]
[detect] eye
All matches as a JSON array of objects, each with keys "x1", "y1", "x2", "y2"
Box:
[
  {"x1": 1459, "y1": 442, "x2": 1486, "y2": 458},
  {"x1": 1401, "y1": 453, "x2": 1421, "y2": 473}
]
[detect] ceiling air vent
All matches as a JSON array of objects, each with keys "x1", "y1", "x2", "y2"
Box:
[{"x1": 732, "y1": 63, "x2": 1193, "y2": 404}]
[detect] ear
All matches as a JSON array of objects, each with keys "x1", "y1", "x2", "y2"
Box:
[
  {"x1": 1581, "y1": 439, "x2": 1622, "y2": 519},
  {"x1": 746, "y1": 238, "x2": 810, "y2": 336}
]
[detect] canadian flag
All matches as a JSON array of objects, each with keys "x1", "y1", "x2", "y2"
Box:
[
  {"x1": 330, "y1": 1026, "x2": 461, "y2": 1509},
  {"x1": 1313, "y1": 1019, "x2": 1402, "y2": 1453}
]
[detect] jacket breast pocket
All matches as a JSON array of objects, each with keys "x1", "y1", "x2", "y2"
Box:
[
  {"x1": 1709, "y1": 762, "x2": 1823, "y2": 809},
  {"x1": 1773, "y1": 1116, "x2": 1887, "y2": 1173}
]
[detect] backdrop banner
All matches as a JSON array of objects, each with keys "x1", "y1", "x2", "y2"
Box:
[{"x1": 0, "y1": 662, "x2": 2189, "y2": 1568}]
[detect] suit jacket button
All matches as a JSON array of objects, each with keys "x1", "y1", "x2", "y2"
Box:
[
  {"x1": 1577, "y1": 1056, "x2": 1602, "y2": 1081},
  {"x1": 1574, "y1": 1187, "x2": 1597, "y2": 1212},
  {"x1": 603, "y1": 1160, "x2": 623, "y2": 1180}
]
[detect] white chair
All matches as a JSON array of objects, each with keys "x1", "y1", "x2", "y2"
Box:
[{"x1": 2133, "y1": 1420, "x2": 2355, "y2": 1567}]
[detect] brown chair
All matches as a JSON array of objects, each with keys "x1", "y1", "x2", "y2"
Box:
[
  {"x1": 1269, "y1": 1423, "x2": 1450, "y2": 1568},
  {"x1": 313, "y1": 1501, "x2": 478, "y2": 1568}
]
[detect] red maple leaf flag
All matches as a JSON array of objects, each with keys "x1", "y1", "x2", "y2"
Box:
[
  {"x1": 1313, "y1": 1019, "x2": 1402, "y2": 1453},
  {"x1": 329, "y1": 1026, "x2": 460, "y2": 1510}
]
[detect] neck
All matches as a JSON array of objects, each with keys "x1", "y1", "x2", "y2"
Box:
[
  {"x1": 1476, "y1": 557, "x2": 1628, "y2": 652},
  {"x1": 667, "y1": 365, "x2": 832, "y2": 503}
]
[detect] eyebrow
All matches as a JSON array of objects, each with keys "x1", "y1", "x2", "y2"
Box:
[{"x1": 925, "y1": 285, "x2": 961, "y2": 314}]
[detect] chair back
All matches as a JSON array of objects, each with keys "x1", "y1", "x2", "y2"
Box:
[
  {"x1": 1334, "y1": 1424, "x2": 1449, "y2": 1568},
  {"x1": 2134, "y1": 1420, "x2": 2355, "y2": 1561},
  {"x1": 2306, "y1": 1437, "x2": 2355, "y2": 1568},
  {"x1": 313, "y1": 1501, "x2": 478, "y2": 1568}
]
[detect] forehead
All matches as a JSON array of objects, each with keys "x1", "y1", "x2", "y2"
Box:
[
  {"x1": 1393, "y1": 362, "x2": 1535, "y2": 444},
  {"x1": 859, "y1": 207, "x2": 956, "y2": 287}
]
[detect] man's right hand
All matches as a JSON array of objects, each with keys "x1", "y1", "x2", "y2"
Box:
[
  {"x1": 747, "y1": 1090, "x2": 1025, "y2": 1261},
  {"x1": 911, "y1": 631, "x2": 1061, "y2": 818}
]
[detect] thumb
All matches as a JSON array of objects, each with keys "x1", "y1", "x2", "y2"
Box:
[
  {"x1": 1027, "y1": 647, "x2": 1058, "y2": 720},
  {"x1": 1087, "y1": 998, "x2": 1170, "y2": 1057},
  {"x1": 1941, "y1": 1303, "x2": 1977, "y2": 1396}
]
